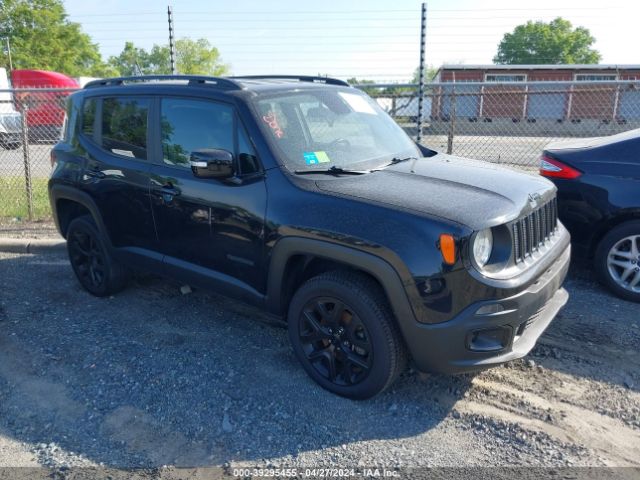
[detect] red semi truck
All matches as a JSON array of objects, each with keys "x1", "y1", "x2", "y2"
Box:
[{"x1": 10, "y1": 69, "x2": 79, "y2": 142}]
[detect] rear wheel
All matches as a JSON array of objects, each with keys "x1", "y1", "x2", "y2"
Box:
[
  {"x1": 288, "y1": 271, "x2": 407, "y2": 399},
  {"x1": 66, "y1": 215, "x2": 130, "y2": 297},
  {"x1": 594, "y1": 221, "x2": 640, "y2": 303}
]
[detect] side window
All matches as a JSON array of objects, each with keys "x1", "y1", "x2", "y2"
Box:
[
  {"x1": 81, "y1": 98, "x2": 96, "y2": 137},
  {"x1": 161, "y1": 98, "x2": 234, "y2": 168},
  {"x1": 101, "y1": 97, "x2": 149, "y2": 160},
  {"x1": 238, "y1": 124, "x2": 260, "y2": 174}
]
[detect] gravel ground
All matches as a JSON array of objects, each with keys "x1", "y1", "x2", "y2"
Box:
[{"x1": 0, "y1": 248, "x2": 638, "y2": 477}]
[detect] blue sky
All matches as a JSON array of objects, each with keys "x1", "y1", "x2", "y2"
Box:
[{"x1": 63, "y1": 0, "x2": 639, "y2": 82}]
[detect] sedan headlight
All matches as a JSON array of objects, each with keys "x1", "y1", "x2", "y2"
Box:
[{"x1": 472, "y1": 228, "x2": 493, "y2": 268}]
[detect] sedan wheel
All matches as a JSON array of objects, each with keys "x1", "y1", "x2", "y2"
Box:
[
  {"x1": 606, "y1": 235, "x2": 640, "y2": 293},
  {"x1": 595, "y1": 221, "x2": 640, "y2": 303}
]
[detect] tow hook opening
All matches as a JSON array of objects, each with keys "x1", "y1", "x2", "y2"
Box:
[{"x1": 467, "y1": 326, "x2": 512, "y2": 352}]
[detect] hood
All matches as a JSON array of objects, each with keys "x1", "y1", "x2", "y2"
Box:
[{"x1": 314, "y1": 153, "x2": 556, "y2": 231}]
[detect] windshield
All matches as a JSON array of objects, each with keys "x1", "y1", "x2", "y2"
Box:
[{"x1": 252, "y1": 88, "x2": 420, "y2": 172}]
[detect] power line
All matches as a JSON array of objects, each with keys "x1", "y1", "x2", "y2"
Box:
[
  {"x1": 68, "y1": 9, "x2": 418, "y2": 17},
  {"x1": 75, "y1": 13, "x2": 618, "y2": 24},
  {"x1": 427, "y1": 5, "x2": 624, "y2": 11}
]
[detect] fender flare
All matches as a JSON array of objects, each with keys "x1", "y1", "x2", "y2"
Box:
[
  {"x1": 48, "y1": 184, "x2": 113, "y2": 250},
  {"x1": 266, "y1": 236, "x2": 418, "y2": 326}
]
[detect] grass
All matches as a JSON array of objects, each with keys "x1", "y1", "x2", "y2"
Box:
[{"x1": 0, "y1": 177, "x2": 51, "y2": 220}]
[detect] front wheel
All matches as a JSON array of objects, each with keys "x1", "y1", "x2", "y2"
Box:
[
  {"x1": 594, "y1": 221, "x2": 640, "y2": 302},
  {"x1": 66, "y1": 215, "x2": 130, "y2": 297},
  {"x1": 287, "y1": 271, "x2": 407, "y2": 399}
]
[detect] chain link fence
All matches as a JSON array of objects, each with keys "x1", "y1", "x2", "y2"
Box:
[
  {"x1": 1, "y1": 81, "x2": 640, "y2": 220},
  {"x1": 362, "y1": 80, "x2": 640, "y2": 170},
  {"x1": 1, "y1": 88, "x2": 77, "y2": 220}
]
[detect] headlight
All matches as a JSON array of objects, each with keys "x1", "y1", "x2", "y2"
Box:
[{"x1": 472, "y1": 228, "x2": 493, "y2": 268}]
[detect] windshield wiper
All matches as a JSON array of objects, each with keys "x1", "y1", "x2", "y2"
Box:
[
  {"x1": 294, "y1": 165, "x2": 370, "y2": 175},
  {"x1": 372, "y1": 156, "x2": 420, "y2": 172}
]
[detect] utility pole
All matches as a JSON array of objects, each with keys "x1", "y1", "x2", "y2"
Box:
[
  {"x1": 416, "y1": 2, "x2": 427, "y2": 144},
  {"x1": 167, "y1": 5, "x2": 177, "y2": 74}
]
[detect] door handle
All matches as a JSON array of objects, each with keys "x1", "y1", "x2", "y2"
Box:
[
  {"x1": 85, "y1": 169, "x2": 105, "y2": 179},
  {"x1": 153, "y1": 183, "x2": 181, "y2": 203},
  {"x1": 158, "y1": 184, "x2": 181, "y2": 197}
]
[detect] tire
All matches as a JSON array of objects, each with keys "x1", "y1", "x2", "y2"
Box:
[
  {"x1": 0, "y1": 142, "x2": 21, "y2": 150},
  {"x1": 594, "y1": 220, "x2": 640, "y2": 303},
  {"x1": 66, "y1": 215, "x2": 130, "y2": 297},
  {"x1": 287, "y1": 270, "x2": 407, "y2": 399}
]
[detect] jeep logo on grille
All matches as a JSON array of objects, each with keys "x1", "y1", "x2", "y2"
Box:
[{"x1": 528, "y1": 192, "x2": 542, "y2": 209}]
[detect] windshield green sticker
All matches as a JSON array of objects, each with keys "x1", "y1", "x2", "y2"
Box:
[{"x1": 304, "y1": 151, "x2": 331, "y2": 165}]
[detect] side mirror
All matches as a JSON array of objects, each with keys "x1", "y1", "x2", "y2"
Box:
[{"x1": 190, "y1": 149, "x2": 234, "y2": 179}]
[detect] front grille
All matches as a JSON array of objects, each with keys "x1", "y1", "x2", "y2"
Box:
[{"x1": 512, "y1": 197, "x2": 558, "y2": 263}]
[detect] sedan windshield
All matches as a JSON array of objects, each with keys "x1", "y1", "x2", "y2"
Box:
[{"x1": 252, "y1": 88, "x2": 421, "y2": 172}]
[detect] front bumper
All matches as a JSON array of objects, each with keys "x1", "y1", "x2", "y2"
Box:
[{"x1": 406, "y1": 242, "x2": 570, "y2": 374}]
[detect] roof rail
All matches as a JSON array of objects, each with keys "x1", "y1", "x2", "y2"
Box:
[
  {"x1": 84, "y1": 75, "x2": 243, "y2": 90},
  {"x1": 229, "y1": 75, "x2": 350, "y2": 87}
]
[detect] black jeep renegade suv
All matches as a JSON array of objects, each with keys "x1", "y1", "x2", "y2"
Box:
[{"x1": 49, "y1": 75, "x2": 570, "y2": 399}]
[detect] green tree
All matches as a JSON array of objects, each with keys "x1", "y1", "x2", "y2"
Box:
[
  {"x1": 0, "y1": 0, "x2": 112, "y2": 76},
  {"x1": 108, "y1": 38, "x2": 228, "y2": 76},
  {"x1": 105, "y1": 42, "x2": 150, "y2": 76},
  {"x1": 176, "y1": 38, "x2": 227, "y2": 75},
  {"x1": 381, "y1": 66, "x2": 439, "y2": 95},
  {"x1": 494, "y1": 17, "x2": 601, "y2": 65},
  {"x1": 346, "y1": 77, "x2": 375, "y2": 86},
  {"x1": 346, "y1": 77, "x2": 376, "y2": 94},
  {"x1": 411, "y1": 66, "x2": 439, "y2": 83}
]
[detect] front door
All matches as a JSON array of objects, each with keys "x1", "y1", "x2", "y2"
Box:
[{"x1": 148, "y1": 96, "x2": 267, "y2": 295}]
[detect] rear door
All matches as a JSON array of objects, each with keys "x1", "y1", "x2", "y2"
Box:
[
  {"x1": 78, "y1": 95, "x2": 157, "y2": 254},
  {"x1": 148, "y1": 95, "x2": 267, "y2": 295}
]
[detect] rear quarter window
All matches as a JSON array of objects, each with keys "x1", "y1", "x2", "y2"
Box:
[
  {"x1": 101, "y1": 97, "x2": 149, "y2": 160},
  {"x1": 81, "y1": 98, "x2": 96, "y2": 137}
]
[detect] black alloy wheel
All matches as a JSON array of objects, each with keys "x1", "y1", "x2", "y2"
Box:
[
  {"x1": 288, "y1": 271, "x2": 407, "y2": 399},
  {"x1": 66, "y1": 215, "x2": 129, "y2": 297},
  {"x1": 299, "y1": 297, "x2": 373, "y2": 386},
  {"x1": 69, "y1": 228, "x2": 106, "y2": 290}
]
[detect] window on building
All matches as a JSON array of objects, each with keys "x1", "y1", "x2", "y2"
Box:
[
  {"x1": 101, "y1": 97, "x2": 149, "y2": 160},
  {"x1": 575, "y1": 74, "x2": 617, "y2": 81},
  {"x1": 485, "y1": 74, "x2": 527, "y2": 82}
]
